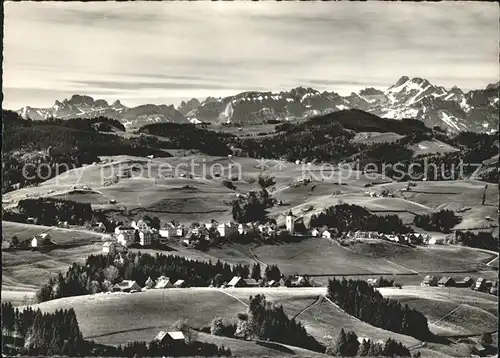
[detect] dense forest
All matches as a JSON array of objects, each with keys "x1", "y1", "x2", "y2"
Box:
[
  {"x1": 413, "y1": 210, "x2": 462, "y2": 233},
  {"x1": 310, "y1": 203, "x2": 411, "y2": 234},
  {"x1": 325, "y1": 328, "x2": 410, "y2": 357},
  {"x1": 17, "y1": 198, "x2": 94, "y2": 226},
  {"x1": 1, "y1": 302, "x2": 230, "y2": 357},
  {"x1": 36, "y1": 252, "x2": 256, "y2": 302},
  {"x1": 234, "y1": 294, "x2": 324, "y2": 353},
  {"x1": 327, "y1": 278, "x2": 431, "y2": 340},
  {"x1": 2, "y1": 110, "x2": 171, "y2": 193},
  {"x1": 137, "y1": 122, "x2": 234, "y2": 155},
  {"x1": 456, "y1": 231, "x2": 499, "y2": 252}
]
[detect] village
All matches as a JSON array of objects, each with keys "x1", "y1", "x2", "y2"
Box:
[{"x1": 15, "y1": 210, "x2": 495, "y2": 298}]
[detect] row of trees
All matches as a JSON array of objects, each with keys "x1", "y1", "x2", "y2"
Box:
[
  {"x1": 36, "y1": 252, "x2": 264, "y2": 302},
  {"x1": 413, "y1": 210, "x2": 462, "y2": 233},
  {"x1": 326, "y1": 328, "x2": 410, "y2": 357},
  {"x1": 310, "y1": 203, "x2": 411, "y2": 234},
  {"x1": 327, "y1": 278, "x2": 431, "y2": 340}
]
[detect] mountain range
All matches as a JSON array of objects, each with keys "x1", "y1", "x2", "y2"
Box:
[{"x1": 17, "y1": 77, "x2": 499, "y2": 133}]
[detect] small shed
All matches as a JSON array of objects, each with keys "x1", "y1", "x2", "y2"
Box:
[
  {"x1": 267, "y1": 280, "x2": 280, "y2": 287},
  {"x1": 155, "y1": 276, "x2": 174, "y2": 289},
  {"x1": 227, "y1": 276, "x2": 245, "y2": 288}
]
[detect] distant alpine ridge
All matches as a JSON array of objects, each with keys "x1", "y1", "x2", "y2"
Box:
[{"x1": 17, "y1": 77, "x2": 499, "y2": 133}]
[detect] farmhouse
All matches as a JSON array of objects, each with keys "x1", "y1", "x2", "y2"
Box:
[
  {"x1": 438, "y1": 277, "x2": 455, "y2": 287},
  {"x1": 31, "y1": 233, "x2": 52, "y2": 248},
  {"x1": 455, "y1": 277, "x2": 474, "y2": 288},
  {"x1": 227, "y1": 276, "x2": 248, "y2": 288},
  {"x1": 474, "y1": 278, "x2": 487, "y2": 291},
  {"x1": 154, "y1": 331, "x2": 186, "y2": 346},
  {"x1": 421, "y1": 275, "x2": 438, "y2": 287},
  {"x1": 155, "y1": 276, "x2": 174, "y2": 289},
  {"x1": 173, "y1": 279, "x2": 186, "y2": 288},
  {"x1": 113, "y1": 280, "x2": 141, "y2": 293},
  {"x1": 102, "y1": 241, "x2": 116, "y2": 255}
]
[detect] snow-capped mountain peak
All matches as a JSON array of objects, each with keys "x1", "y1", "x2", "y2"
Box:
[{"x1": 15, "y1": 77, "x2": 499, "y2": 133}]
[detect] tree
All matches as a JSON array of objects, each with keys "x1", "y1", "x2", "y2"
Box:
[
  {"x1": 10, "y1": 236, "x2": 19, "y2": 248},
  {"x1": 345, "y1": 330, "x2": 360, "y2": 356},
  {"x1": 358, "y1": 339, "x2": 371, "y2": 356},
  {"x1": 251, "y1": 263, "x2": 261, "y2": 281},
  {"x1": 211, "y1": 317, "x2": 225, "y2": 336},
  {"x1": 481, "y1": 332, "x2": 493, "y2": 346},
  {"x1": 104, "y1": 265, "x2": 120, "y2": 284},
  {"x1": 326, "y1": 328, "x2": 348, "y2": 356}
]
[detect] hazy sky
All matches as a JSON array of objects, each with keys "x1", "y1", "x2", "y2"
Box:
[{"x1": 3, "y1": 1, "x2": 499, "y2": 110}]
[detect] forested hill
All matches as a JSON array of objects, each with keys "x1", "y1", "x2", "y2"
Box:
[{"x1": 2, "y1": 110, "x2": 172, "y2": 193}]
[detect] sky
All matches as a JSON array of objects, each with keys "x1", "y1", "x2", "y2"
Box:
[{"x1": 3, "y1": 1, "x2": 499, "y2": 110}]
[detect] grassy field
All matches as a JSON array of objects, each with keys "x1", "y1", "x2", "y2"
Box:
[
  {"x1": 2, "y1": 221, "x2": 108, "y2": 245},
  {"x1": 379, "y1": 286, "x2": 498, "y2": 337},
  {"x1": 251, "y1": 238, "x2": 412, "y2": 276},
  {"x1": 2, "y1": 244, "x2": 103, "y2": 295},
  {"x1": 408, "y1": 139, "x2": 459, "y2": 157},
  {"x1": 347, "y1": 240, "x2": 495, "y2": 273},
  {"x1": 22, "y1": 289, "x2": 248, "y2": 346},
  {"x1": 350, "y1": 131, "x2": 404, "y2": 144}
]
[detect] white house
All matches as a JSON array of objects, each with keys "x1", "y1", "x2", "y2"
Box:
[
  {"x1": 217, "y1": 222, "x2": 237, "y2": 237},
  {"x1": 285, "y1": 210, "x2": 296, "y2": 234},
  {"x1": 115, "y1": 226, "x2": 136, "y2": 247},
  {"x1": 322, "y1": 230, "x2": 332, "y2": 239},
  {"x1": 102, "y1": 241, "x2": 116, "y2": 255},
  {"x1": 311, "y1": 228, "x2": 320, "y2": 237},
  {"x1": 31, "y1": 233, "x2": 51, "y2": 248}
]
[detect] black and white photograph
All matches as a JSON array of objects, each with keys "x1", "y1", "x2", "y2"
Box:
[{"x1": 2, "y1": 1, "x2": 499, "y2": 357}]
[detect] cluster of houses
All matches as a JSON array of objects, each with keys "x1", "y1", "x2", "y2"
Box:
[
  {"x1": 111, "y1": 276, "x2": 187, "y2": 293},
  {"x1": 102, "y1": 210, "x2": 447, "y2": 254},
  {"x1": 421, "y1": 275, "x2": 498, "y2": 294},
  {"x1": 226, "y1": 275, "x2": 311, "y2": 288}
]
